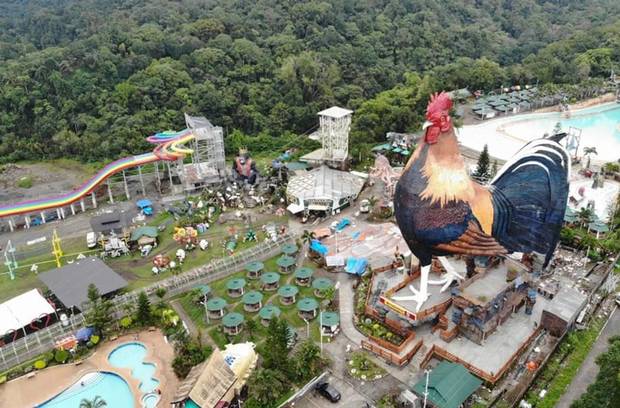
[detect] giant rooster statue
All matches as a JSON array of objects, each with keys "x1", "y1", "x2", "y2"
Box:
[{"x1": 394, "y1": 92, "x2": 569, "y2": 311}]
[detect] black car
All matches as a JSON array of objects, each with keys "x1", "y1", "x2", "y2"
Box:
[{"x1": 315, "y1": 381, "x2": 341, "y2": 403}]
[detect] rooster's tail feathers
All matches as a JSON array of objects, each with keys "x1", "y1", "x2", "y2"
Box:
[{"x1": 490, "y1": 139, "x2": 570, "y2": 267}]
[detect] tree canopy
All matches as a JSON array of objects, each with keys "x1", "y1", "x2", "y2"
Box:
[{"x1": 1, "y1": 0, "x2": 620, "y2": 163}]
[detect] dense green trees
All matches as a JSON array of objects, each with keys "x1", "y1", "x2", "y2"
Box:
[
  {"x1": 1, "y1": 1, "x2": 620, "y2": 163},
  {"x1": 571, "y1": 336, "x2": 620, "y2": 408},
  {"x1": 83, "y1": 284, "x2": 113, "y2": 334}
]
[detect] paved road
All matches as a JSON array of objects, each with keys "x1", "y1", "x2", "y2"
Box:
[{"x1": 556, "y1": 305, "x2": 620, "y2": 408}]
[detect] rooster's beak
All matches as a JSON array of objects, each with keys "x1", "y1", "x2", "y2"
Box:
[{"x1": 422, "y1": 120, "x2": 433, "y2": 130}]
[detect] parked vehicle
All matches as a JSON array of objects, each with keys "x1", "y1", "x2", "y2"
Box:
[
  {"x1": 359, "y1": 199, "x2": 370, "y2": 213},
  {"x1": 315, "y1": 381, "x2": 341, "y2": 403},
  {"x1": 86, "y1": 232, "x2": 97, "y2": 248}
]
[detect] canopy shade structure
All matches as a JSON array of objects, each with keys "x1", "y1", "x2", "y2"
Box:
[
  {"x1": 277, "y1": 285, "x2": 299, "y2": 297},
  {"x1": 588, "y1": 221, "x2": 610, "y2": 233},
  {"x1": 310, "y1": 240, "x2": 328, "y2": 255},
  {"x1": 222, "y1": 312, "x2": 244, "y2": 328},
  {"x1": 297, "y1": 297, "x2": 319, "y2": 312},
  {"x1": 294, "y1": 267, "x2": 315, "y2": 279},
  {"x1": 0, "y1": 289, "x2": 55, "y2": 336},
  {"x1": 136, "y1": 199, "x2": 152, "y2": 209},
  {"x1": 281, "y1": 243, "x2": 299, "y2": 255},
  {"x1": 226, "y1": 278, "x2": 247, "y2": 291},
  {"x1": 39, "y1": 257, "x2": 128, "y2": 309},
  {"x1": 371, "y1": 143, "x2": 391, "y2": 152},
  {"x1": 259, "y1": 305, "x2": 281, "y2": 320},
  {"x1": 312, "y1": 277, "x2": 334, "y2": 291},
  {"x1": 76, "y1": 327, "x2": 95, "y2": 342},
  {"x1": 206, "y1": 297, "x2": 227, "y2": 311},
  {"x1": 392, "y1": 147, "x2": 402, "y2": 153},
  {"x1": 130, "y1": 226, "x2": 158, "y2": 241},
  {"x1": 242, "y1": 291, "x2": 263, "y2": 305},
  {"x1": 245, "y1": 261, "x2": 264, "y2": 273},
  {"x1": 321, "y1": 312, "x2": 340, "y2": 326},
  {"x1": 412, "y1": 361, "x2": 482, "y2": 408},
  {"x1": 277, "y1": 256, "x2": 296, "y2": 268},
  {"x1": 194, "y1": 284, "x2": 211, "y2": 296},
  {"x1": 345, "y1": 257, "x2": 368, "y2": 275},
  {"x1": 260, "y1": 272, "x2": 280, "y2": 285}
]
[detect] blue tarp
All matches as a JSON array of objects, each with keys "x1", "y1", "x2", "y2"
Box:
[
  {"x1": 351, "y1": 231, "x2": 361, "y2": 240},
  {"x1": 136, "y1": 199, "x2": 153, "y2": 209},
  {"x1": 76, "y1": 327, "x2": 95, "y2": 342},
  {"x1": 335, "y1": 218, "x2": 350, "y2": 232},
  {"x1": 345, "y1": 257, "x2": 367, "y2": 276},
  {"x1": 310, "y1": 239, "x2": 328, "y2": 256}
]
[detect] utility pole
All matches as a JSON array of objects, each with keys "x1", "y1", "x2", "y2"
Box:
[{"x1": 423, "y1": 369, "x2": 430, "y2": 408}]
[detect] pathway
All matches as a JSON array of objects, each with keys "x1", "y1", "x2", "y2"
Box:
[
  {"x1": 170, "y1": 299, "x2": 215, "y2": 348},
  {"x1": 336, "y1": 273, "x2": 365, "y2": 345},
  {"x1": 556, "y1": 305, "x2": 620, "y2": 408}
]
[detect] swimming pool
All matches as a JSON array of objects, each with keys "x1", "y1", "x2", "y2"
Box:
[
  {"x1": 459, "y1": 103, "x2": 620, "y2": 162},
  {"x1": 38, "y1": 371, "x2": 134, "y2": 407},
  {"x1": 108, "y1": 342, "x2": 160, "y2": 407}
]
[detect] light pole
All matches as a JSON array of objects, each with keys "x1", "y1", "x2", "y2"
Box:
[
  {"x1": 204, "y1": 293, "x2": 210, "y2": 324},
  {"x1": 303, "y1": 318, "x2": 309, "y2": 338},
  {"x1": 423, "y1": 369, "x2": 430, "y2": 408},
  {"x1": 319, "y1": 310, "x2": 323, "y2": 355}
]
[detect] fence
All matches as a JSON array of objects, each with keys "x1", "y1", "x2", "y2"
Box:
[{"x1": 0, "y1": 234, "x2": 293, "y2": 372}]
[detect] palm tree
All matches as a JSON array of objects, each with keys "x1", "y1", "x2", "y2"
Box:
[
  {"x1": 577, "y1": 207, "x2": 594, "y2": 228},
  {"x1": 583, "y1": 146, "x2": 598, "y2": 169},
  {"x1": 80, "y1": 396, "x2": 107, "y2": 408},
  {"x1": 301, "y1": 230, "x2": 316, "y2": 246}
]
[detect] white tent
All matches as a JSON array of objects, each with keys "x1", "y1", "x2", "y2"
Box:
[{"x1": 0, "y1": 289, "x2": 55, "y2": 335}]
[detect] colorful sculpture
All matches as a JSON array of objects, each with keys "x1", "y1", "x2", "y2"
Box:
[
  {"x1": 153, "y1": 254, "x2": 171, "y2": 271},
  {"x1": 393, "y1": 92, "x2": 570, "y2": 311},
  {"x1": 173, "y1": 226, "x2": 198, "y2": 247},
  {"x1": 232, "y1": 148, "x2": 259, "y2": 185}
]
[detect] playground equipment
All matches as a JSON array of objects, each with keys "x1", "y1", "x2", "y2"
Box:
[
  {"x1": 52, "y1": 229, "x2": 63, "y2": 268},
  {"x1": 0, "y1": 114, "x2": 225, "y2": 231},
  {"x1": 2, "y1": 240, "x2": 17, "y2": 280}
]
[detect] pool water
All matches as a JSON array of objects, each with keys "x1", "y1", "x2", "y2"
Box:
[
  {"x1": 38, "y1": 372, "x2": 134, "y2": 407},
  {"x1": 108, "y1": 342, "x2": 160, "y2": 393},
  {"x1": 459, "y1": 103, "x2": 620, "y2": 162}
]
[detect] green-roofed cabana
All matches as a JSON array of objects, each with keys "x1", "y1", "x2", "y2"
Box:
[
  {"x1": 260, "y1": 272, "x2": 281, "y2": 291},
  {"x1": 320, "y1": 312, "x2": 340, "y2": 336},
  {"x1": 194, "y1": 284, "x2": 211, "y2": 302},
  {"x1": 245, "y1": 261, "x2": 264, "y2": 279},
  {"x1": 412, "y1": 361, "x2": 482, "y2": 408},
  {"x1": 294, "y1": 267, "x2": 315, "y2": 287},
  {"x1": 259, "y1": 305, "x2": 281, "y2": 326},
  {"x1": 277, "y1": 255, "x2": 296, "y2": 274},
  {"x1": 392, "y1": 147, "x2": 402, "y2": 153},
  {"x1": 371, "y1": 143, "x2": 391, "y2": 152},
  {"x1": 277, "y1": 284, "x2": 299, "y2": 305},
  {"x1": 222, "y1": 312, "x2": 244, "y2": 335},
  {"x1": 588, "y1": 221, "x2": 610, "y2": 238},
  {"x1": 130, "y1": 226, "x2": 159, "y2": 247},
  {"x1": 226, "y1": 278, "x2": 246, "y2": 298},
  {"x1": 206, "y1": 297, "x2": 227, "y2": 319},
  {"x1": 281, "y1": 243, "x2": 299, "y2": 256},
  {"x1": 242, "y1": 291, "x2": 264, "y2": 312},
  {"x1": 297, "y1": 297, "x2": 319, "y2": 319},
  {"x1": 312, "y1": 277, "x2": 334, "y2": 297}
]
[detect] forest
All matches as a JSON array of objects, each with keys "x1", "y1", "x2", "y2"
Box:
[{"x1": 1, "y1": 0, "x2": 620, "y2": 163}]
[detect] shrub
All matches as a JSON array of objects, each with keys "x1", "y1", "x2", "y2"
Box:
[
  {"x1": 0, "y1": 375, "x2": 6, "y2": 385},
  {"x1": 44, "y1": 351, "x2": 55, "y2": 363},
  {"x1": 90, "y1": 335, "x2": 100, "y2": 345},
  {"x1": 16, "y1": 176, "x2": 33, "y2": 188},
  {"x1": 54, "y1": 349, "x2": 69, "y2": 363},
  {"x1": 120, "y1": 316, "x2": 133, "y2": 328},
  {"x1": 34, "y1": 360, "x2": 47, "y2": 370}
]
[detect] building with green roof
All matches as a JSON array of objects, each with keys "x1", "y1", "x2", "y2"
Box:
[
  {"x1": 226, "y1": 278, "x2": 246, "y2": 298},
  {"x1": 222, "y1": 312, "x2": 244, "y2": 335},
  {"x1": 281, "y1": 243, "x2": 299, "y2": 256},
  {"x1": 278, "y1": 285, "x2": 299, "y2": 305},
  {"x1": 206, "y1": 297, "x2": 227, "y2": 319},
  {"x1": 260, "y1": 272, "x2": 281, "y2": 291},
  {"x1": 245, "y1": 261, "x2": 264, "y2": 279},
  {"x1": 312, "y1": 277, "x2": 334, "y2": 297},
  {"x1": 294, "y1": 267, "x2": 314, "y2": 286},
  {"x1": 259, "y1": 305, "x2": 281, "y2": 326},
  {"x1": 412, "y1": 362, "x2": 482, "y2": 408},
  {"x1": 297, "y1": 297, "x2": 319, "y2": 319},
  {"x1": 277, "y1": 256, "x2": 296, "y2": 273},
  {"x1": 242, "y1": 291, "x2": 264, "y2": 312},
  {"x1": 320, "y1": 312, "x2": 340, "y2": 336}
]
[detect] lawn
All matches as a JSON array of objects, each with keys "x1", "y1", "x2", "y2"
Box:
[{"x1": 176, "y1": 253, "x2": 332, "y2": 348}]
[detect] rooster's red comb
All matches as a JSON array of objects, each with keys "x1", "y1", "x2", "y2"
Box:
[{"x1": 426, "y1": 92, "x2": 453, "y2": 119}]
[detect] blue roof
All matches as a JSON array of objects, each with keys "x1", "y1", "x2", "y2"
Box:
[
  {"x1": 345, "y1": 257, "x2": 368, "y2": 275},
  {"x1": 136, "y1": 199, "x2": 153, "y2": 208},
  {"x1": 76, "y1": 327, "x2": 95, "y2": 342},
  {"x1": 310, "y1": 239, "x2": 328, "y2": 256}
]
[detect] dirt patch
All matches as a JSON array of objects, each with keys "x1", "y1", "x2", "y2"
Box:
[{"x1": 0, "y1": 161, "x2": 93, "y2": 206}]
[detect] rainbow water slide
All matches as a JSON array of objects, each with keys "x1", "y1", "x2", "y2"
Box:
[{"x1": 0, "y1": 129, "x2": 194, "y2": 219}]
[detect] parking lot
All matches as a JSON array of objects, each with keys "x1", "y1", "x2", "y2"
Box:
[{"x1": 292, "y1": 373, "x2": 371, "y2": 408}]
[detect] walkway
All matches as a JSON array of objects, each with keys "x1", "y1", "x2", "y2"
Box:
[
  {"x1": 336, "y1": 273, "x2": 365, "y2": 345},
  {"x1": 556, "y1": 305, "x2": 620, "y2": 408},
  {"x1": 170, "y1": 299, "x2": 215, "y2": 348}
]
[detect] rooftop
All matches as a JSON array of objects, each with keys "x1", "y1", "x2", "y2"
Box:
[
  {"x1": 38, "y1": 257, "x2": 128, "y2": 308},
  {"x1": 0, "y1": 289, "x2": 55, "y2": 336},
  {"x1": 222, "y1": 312, "x2": 244, "y2": 327},
  {"x1": 89, "y1": 211, "x2": 132, "y2": 234},
  {"x1": 287, "y1": 165, "x2": 365, "y2": 203},
  {"x1": 242, "y1": 291, "x2": 263, "y2": 305},
  {"x1": 259, "y1": 305, "x2": 281, "y2": 320},
  {"x1": 278, "y1": 285, "x2": 299, "y2": 297},
  {"x1": 412, "y1": 361, "x2": 482, "y2": 408},
  {"x1": 544, "y1": 286, "x2": 587, "y2": 323},
  {"x1": 297, "y1": 297, "x2": 319, "y2": 312},
  {"x1": 317, "y1": 106, "x2": 353, "y2": 118},
  {"x1": 260, "y1": 272, "x2": 280, "y2": 284}
]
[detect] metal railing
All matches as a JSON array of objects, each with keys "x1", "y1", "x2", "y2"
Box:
[{"x1": 0, "y1": 234, "x2": 293, "y2": 372}]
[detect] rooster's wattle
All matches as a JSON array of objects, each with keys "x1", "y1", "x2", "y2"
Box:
[{"x1": 393, "y1": 92, "x2": 570, "y2": 310}]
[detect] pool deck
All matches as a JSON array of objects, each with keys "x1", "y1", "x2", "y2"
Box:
[{"x1": 0, "y1": 329, "x2": 179, "y2": 408}]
